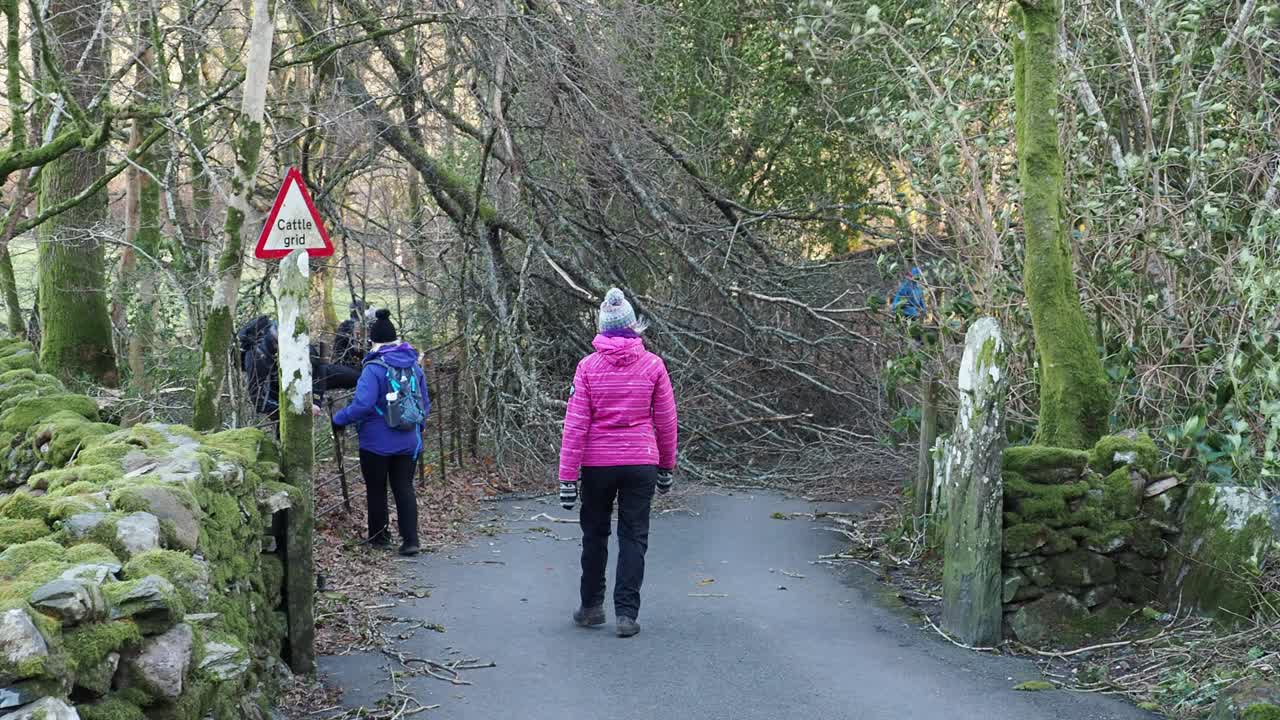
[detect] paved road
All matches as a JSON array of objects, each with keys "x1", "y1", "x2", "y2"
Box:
[{"x1": 321, "y1": 489, "x2": 1154, "y2": 720}]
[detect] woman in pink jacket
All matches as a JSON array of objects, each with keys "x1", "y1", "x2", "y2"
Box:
[{"x1": 558, "y1": 288, "x2": 678, "y2": 638}]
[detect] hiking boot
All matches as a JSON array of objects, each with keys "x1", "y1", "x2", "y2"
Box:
[
  {"x1": 616, "y1": 617, "x2": 640, "y2": 638},
  {"x1": 398, "y1": 542, "x2": 420, "y2": 557},
  {"x1": 573, "y1": 606, "x2": 606, "y2": 627}
]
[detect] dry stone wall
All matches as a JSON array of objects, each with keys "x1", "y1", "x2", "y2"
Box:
[
  {"x1": 1001, "y1": 433, "x2": 1185, "y2": 646},
  {"x1": 0, "y1": 337, "x2": 294, "y2": 719}
]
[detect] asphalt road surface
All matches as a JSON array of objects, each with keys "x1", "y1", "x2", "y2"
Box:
[{"x1": 319, "y1": 488, "x2": 1155, "y2": 720}]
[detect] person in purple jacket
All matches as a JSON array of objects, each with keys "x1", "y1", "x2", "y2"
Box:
[{"x1": 333, "y1": 309, "x2": 430, "y2": 556}]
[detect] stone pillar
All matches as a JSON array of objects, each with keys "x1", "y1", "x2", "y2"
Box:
[
  {"x1": 942, "y1": 317, "x2": 1008, "y2": 646},
  {"x1": 276, "y1": 249, "x2": 315, "y2": 673}
]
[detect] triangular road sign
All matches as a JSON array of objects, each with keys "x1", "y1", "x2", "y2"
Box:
[{"x1": 254, "y1": 167, "x2": 335, "y2": 259}]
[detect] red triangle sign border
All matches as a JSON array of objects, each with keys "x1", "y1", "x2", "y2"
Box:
[{"x1": 253, "y1": 167, "x2": 335, "y2": 259}]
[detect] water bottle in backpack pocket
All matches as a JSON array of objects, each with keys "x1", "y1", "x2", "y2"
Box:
[{"x1": 367, "y1": 360, "x2": 425, "y2": 431}]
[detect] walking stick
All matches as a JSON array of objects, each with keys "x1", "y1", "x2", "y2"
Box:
[{"x1": 327, "y1": 398, "x2": 352, "y2": 511}]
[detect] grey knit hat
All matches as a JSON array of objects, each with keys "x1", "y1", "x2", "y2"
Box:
[{"x1": 598, "y1": 288, "x2": 646, "y2": 333}]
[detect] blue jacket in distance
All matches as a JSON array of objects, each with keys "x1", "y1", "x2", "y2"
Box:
[{"x1": 333, "y1": 343, "x2": 430, "y2": 457}]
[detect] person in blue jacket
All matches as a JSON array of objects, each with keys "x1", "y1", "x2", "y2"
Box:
[
  {"x1": 892, "y1": 266, "x2": 926, "y2": 319},
  {"x1": 333, "y1": 309, "x2": 431, "y2": 556}
]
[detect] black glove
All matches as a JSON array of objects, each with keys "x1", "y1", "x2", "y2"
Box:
[
  {"x1": 656, "y1": 469, "x2": 674, "y2": 495},
  {"x1": 559, "y1": 481, "x2": 578, "y2": 510}
]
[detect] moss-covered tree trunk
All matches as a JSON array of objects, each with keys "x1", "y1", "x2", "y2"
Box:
[
  {"x1": 1014, "y1": 0, "x2": 1110, "y2": 449},
  {"x1": 36, "y1": 0, "x2": 118, "y2": 386},
  {"x1": 125, "y1": 3, "x2": 163, "y2": 393},
  {"x1": 191, "y1": 0, "x2": 274, "y2": 430}
]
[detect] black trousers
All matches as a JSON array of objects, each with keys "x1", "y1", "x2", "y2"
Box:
[
  {"x1": 358, "y1": 450, "x2": 419, "y2": 545},
  {"x1": 579, "y1": 465, "x2": 657, "y2": 619}
]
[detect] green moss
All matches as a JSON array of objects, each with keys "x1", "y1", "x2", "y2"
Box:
[
  {"x1": 110, "y1": 483, "x2": 197, "y2": 516},
  {"x1": 259, "y1": 553, "x2": 283, "y2": 608},
  {"x1": 124, "y1": 550, "x2": 206, "y2": 609},
  {"x1": 1090, "y1": 433, "x2": 1160, "y2": 474},
  {"x1": 1096, "y1": 468, "x2": 1140, "y2": 519},
  {"x1": 78, "y1": 698, "x2": 147, "y2": 720},
  {"x1": 1005, "y1": 473, "x2": 1090, "y2": 523},
  {"x1": 0, "y1": 539, "x2": 66, "y2": 578},
  {"x1": 0, "y1": 393, "x2": 100, "y2": 434},
  {"x1": 31, "y1": 464, "x2": 121, "y2": 492},
  {"x1": 1242, "y1": 705, "x2": 1280, "y2": 720},
  {"x1": 72, "y1": 442, "x2": 132, "y2": 467},
  {"x1": 65, "y1": 619, "x2": 142, "y2": 672},
  {"x1": 0, "y1": 491, "x2": 52, "y2": 522},
  {"x1": 15, "y1": 559, "x2": 72, "y2": 586},
  {"x1": 1003, "y1": 446, "x2": 1090, "y2": 475},
  {"x1": 0, "y1": 517, "x2": 51, "y2": 548},
  {"x1": 1014, "y1": 1, "x2": 1112, "y2": 450},
  {"x1": 46, "y1": 494, "x2": 107, "y2": 521},
  {"x1": 1129, "y1": 521, "x2": 1167, "y2": 558},
  {"x1": 102, "y1": 576, "x2": 184, "y2": 628},
  {"x1": 65, "y1": 542, "x2": 119, "y2": 565},
  {"x1": 1005, "y1": 523, "x2": 1050, "y2": 554},
  {"x1": 30, "y1": 411, "x2": 116, "y2": 466},
  {"x1": 203, "y1": 427, "x2": 273, "y2": 463},
  {"x1": 1014, "y1": 680, "x2": 1055, "y2": 691}
]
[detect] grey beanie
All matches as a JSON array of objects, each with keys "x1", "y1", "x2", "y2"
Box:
[{"x1": 598, "y1": 288, "x2": 645, "y2": 333}]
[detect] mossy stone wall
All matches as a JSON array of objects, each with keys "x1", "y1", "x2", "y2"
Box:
[
  {"x1": 0, "y1": 335, "x2": 291, "y2": 719},
  {"x1": 1001, "y1": 433, "x2": 1185, "y2": 646}
]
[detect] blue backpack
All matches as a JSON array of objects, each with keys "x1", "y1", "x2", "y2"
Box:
[{"x1": 366, "y1": 360, "x2": 425, "y2": 431}]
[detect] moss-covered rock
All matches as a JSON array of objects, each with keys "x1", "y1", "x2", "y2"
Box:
[
  {"x1": 30, "y1": 410, "x2": 116, "y2": 466},
  {"x1": 1003, "y1": 446, "x2": 1090, "y2": 482},
  {"x1": 1048, "y1": 550, "x2": 1116, "y2": 588},
  {"x1": 0, "y1": 517, "x2": 51, "y2": 549},
  {"x1": 1008, "y1": 593, "x2": 1089, "y2": 646},
  {"x1": 0, "y1": 393, "x2": 100, "y2": 435},
  {"x1": 0, "y1": 540, "x2": 67, "y2": 579},
  {"x1": 28, "y1": 464, "x2": 122, "y2": 492},
  {"x1": 1162, "y1": 484, "x2": 1277, "y2": 621},
  {"x1": 124, "y1": 550, "x2": 210, "y2": 610},
  {"x1": 1090, "y1": 432, "x2": 1159, "y2": 475},
  {"x1": 78, "y1": 697, "x2": 148, "y2": 720},
  {"x1": 64, "y1": 620, "x2": 142, "y2": 674},
  {"x1": 0, "y1": 491, "x2": 53, "y2": 522},
  {"x1": 1004, "y1": 473, "x2": 1091, "y2": 524}
]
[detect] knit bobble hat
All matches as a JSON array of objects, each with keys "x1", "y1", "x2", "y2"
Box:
[
  {"x1": 598, "y1": 288, "x2": 646, "y2": 333},
  {"x1": 369, "y1": 309, "x2": 398, "y2": 344}
]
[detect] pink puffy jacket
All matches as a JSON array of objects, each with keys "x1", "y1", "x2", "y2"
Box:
[{"x1": 558, "y1": 335, "x2": 678, "y2": 481}]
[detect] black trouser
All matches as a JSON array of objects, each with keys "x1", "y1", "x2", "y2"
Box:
[
  {"x1": 358, "y1": 450, "x2": 419, "y2": 546},
  {"x1": 579, "y1": 465, "x2": 657, "y2": 619}
]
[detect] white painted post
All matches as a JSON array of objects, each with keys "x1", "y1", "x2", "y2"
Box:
[{"x1": 276, "y1": 248, "x2": 314, "y2": 673}]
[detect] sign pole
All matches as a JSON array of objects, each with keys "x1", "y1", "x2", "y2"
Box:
[{"x1": 277, "y1": 248, "x2": 315, "y2": 674}]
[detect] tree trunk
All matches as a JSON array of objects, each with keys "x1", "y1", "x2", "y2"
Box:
[
  {"x1": 36, "y1": 0, "x2": 118, "y2": 386},
  {"x1": 1014, "y1": 0, "x2": 1110, "y2": 449},
  {"x1": 191, "y1": 0, "x2": 274, "y2": 430}
]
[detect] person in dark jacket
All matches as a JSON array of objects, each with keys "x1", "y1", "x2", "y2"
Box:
[
  {"x1": 332, "y1": 309, "x2": 430, "y2": 556},
  {"x1": 333, "y1": 301, "x2": 369, "y2": 369},
  {"x1": 242, "y1": 320, "x2": 360, "y2": 420}
]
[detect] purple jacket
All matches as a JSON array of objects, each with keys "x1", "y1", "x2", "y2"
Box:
[{"x1": 333, "y1": 343, "x2": 430, "y2": 457}]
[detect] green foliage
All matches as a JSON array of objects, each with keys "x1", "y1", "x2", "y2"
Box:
[{"x1": 65, "y1": 620, "x2": 142, "y2": 673}]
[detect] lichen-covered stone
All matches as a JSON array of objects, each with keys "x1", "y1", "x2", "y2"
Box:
[
  {"x1": 104, "y1": 575, "x2": 181, "y2": 628},
  {"x1": 0, "y1": 697, "x2": 79, "y2": 720},
  {"x1": 110, "y1": 486, "x2": 200, "y2": 552},
  {"x1": 30, "y1": 578, "x2": 105, "y2": 625},
  {"x1": 123, "y1": 622, "x2": 193, "y2": 700},
  {"x1": 0, "y1": 608, "x2": 49, "y2": 684},
  {"x1": 1163, "y1": 484, "x2": 1277, "y2": 621},
  {"x1": 62, "y1": 512, "x2": 110, "y2": 541},
  {"x1": 113, "y1": 513, "x2": 160, "y2": 559},
  {"x1": 941, "y1": 318, "x2": 1008, "y2": 647},
  {"x1": 197, "y1": 637, "x2": 249, "y2": 682}
]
